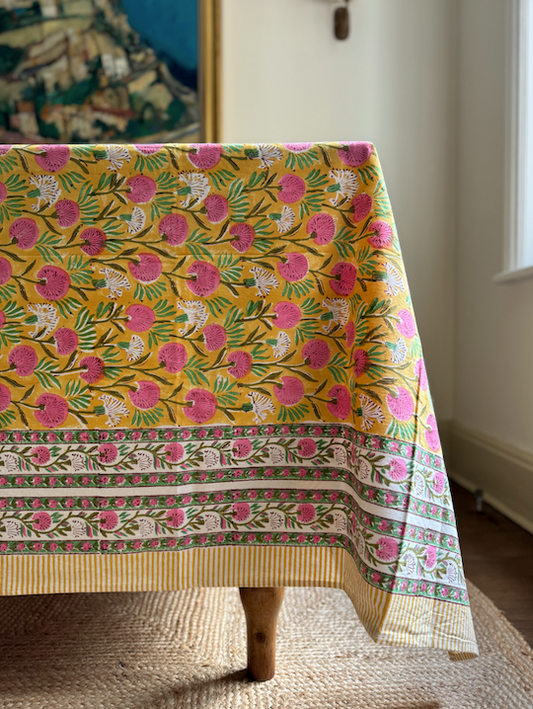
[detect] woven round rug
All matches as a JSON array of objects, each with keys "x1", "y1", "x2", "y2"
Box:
[{"x1": 0, "y1": 581, "x2": 532, "y2": 709}]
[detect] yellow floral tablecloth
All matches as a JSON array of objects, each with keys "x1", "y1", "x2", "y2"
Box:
[{"x1": 0, "y1": 141, "x2": 478, "y2": 659}]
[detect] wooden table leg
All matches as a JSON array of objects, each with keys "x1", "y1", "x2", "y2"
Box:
[{"x1": 239, "y1": 587, "x2": 285, "y2": 681}]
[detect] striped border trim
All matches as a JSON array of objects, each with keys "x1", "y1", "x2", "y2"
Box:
[{"x1": 0, "y1": 546, "x2": 478, "y2": 659}]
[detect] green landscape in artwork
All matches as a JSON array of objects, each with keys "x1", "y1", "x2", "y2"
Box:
[{"x1": 0, "y1": 0, "x2": 199, "y2": 143}]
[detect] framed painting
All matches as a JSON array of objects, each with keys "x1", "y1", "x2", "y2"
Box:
[{"x1": 0, "y1": 0, "x2": 220, "y2": 144}]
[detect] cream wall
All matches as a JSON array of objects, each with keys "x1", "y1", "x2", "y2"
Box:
[{"x1": 220, "y1": 0, "x2": 459, "y2": 421}]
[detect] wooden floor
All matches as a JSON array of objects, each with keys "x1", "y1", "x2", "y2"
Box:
[{"x1": 451, "y1": 480, "x2": 533, "y2": 646}]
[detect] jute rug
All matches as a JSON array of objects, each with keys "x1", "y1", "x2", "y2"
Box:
[{"x1": 0, "y1": 582, "x2": 532, "y2": 709}]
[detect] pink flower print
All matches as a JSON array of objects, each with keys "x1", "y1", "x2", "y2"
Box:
[
  {"x1": 297, "y1": 503, "x2": 316, "y2": 523},
  {"x1": 353, "y1": 349, "x2": 370, "y2": 377},
  {"x1": 386, "y1": 387, "x2": 414, "y2": 421},
  {"x1": 0, "y1": 183, "x2": 5, "y2": 205},
  {"x1": 284, "y1": 143, "x2": 313, "y2": 152},
  {"x1": 65, "y1": 543, "x2": 74, "y2": 551},
  {"x1": 432, "y1": 471, "x2": 446, "y2": 495},
  {"x1": 32, "y1": 511, "x2": 52, "y2": 531},
  {"x1": 33, "y1": 542, "x2": 43, "y2": 551},
  {"x1": 230, "y1": 223, "x2": 255, "y2": 253},
  {"x1": 54, "y1": 328, "x2": 78, "y2": 355},
  {"x1": 166, "y1": 508, "x2": 185, "y2": 527},
  {"x1": 79, "y1": 356, "x2": 105, "y2": 384},
  {"x1": 307, "y1": 213, "x2": 336, "y2": 245},
  {"x1": 0, "y1": 384, "x2": 11, "y2": 412},
  {"x1": 233, "y1": 439, "x2": 252, "y2": 458},
  {"x1": 32, "y1": 476, "x2": 43, "y2": 485},
  {"x1": 134, "y1": 144, "x2": 163, "y2": 154},
  {"x1": 388, "y1": 458, "x2": 408, "y2": 482},
  {"x1": 351, "y1": 193, "x2": 373, "y2": 222},
  {"x1": 0, "y1": 257, "x2": 12, "y2": 286},
  {"x1": 35, "y1": 265, "x2": 70, "y2": 300},
  {"x1": 9, "y1": 218, "x2": 39, "y2": 249},
  {"x1": 376, "y1": 536, "x2": 399, "y2": 562},
  {"x1": 273, "y1": 376, "x2": 305, "y2": 406},
  {"x1": 126, "y1": 175, "x2": 157, "y2": 203},
  {"x1": 425, "y1": 545, "x2": 437, "y2": 569},
  {"x1": 8, "y1": 346, "x2": 38, "y2": 376},
  {"x1": 338, "y1": 142, "x2": 372, "y2": 167},
  {"x1": 54, "y1": 199, "x2": 79, "y2": 228},
  {"x1": 232, "y1": 502, "x2": 251, "y2": 521},
  {"x1": 115, "y1": 431, "x2": 125, "y2": 441},
  {"x1": 133, "y1": 540, "x2": 142, "y2": 550},
  {"x1": 126, "y1": 304, "x2": 155, "y2": 332},
  {"x1": 273, "y1": 302, "x2": 301, "y2": 329},
  {"x1": 425, "y1": 414, "x2": 441, "y2": 452},
  {"x1": 98, "y1": 444, "x2": 118, "y2": 464},
  {"x1": 158, "y1": 343, "x2": 187, "y2": 373},
  {"x1": 397, "y1": 309, "x2": 416, "y2": 339},
  {"x1": 159, "y1": 213, "x2": 188, "y2": 245},
  {"x1": 204, "y1": 194, "x2": 228, "y2": 223},
  {"x1": 0, "y1": 311, "x2": 5, "y2": 330},
  {"x1": 186, "y1": 260, "x2": 220, "y2": 297},
  {"x1": 148, "y1": 431, "x2": 157, "y2": 440},
  {"x1": 183, "y1": 388, "x2": 217, "y2": 423},
  {"x1": 301, "y1": 339, "x2": 331, "y2": 369},
  {"x1": 128, "y1": 253, "x2": 162, "y2": 283},
  {"x1": 31, "y1": 446, "x2": 50, "y2": 465},
  {"x1": 80, "y1": 228, "x2": 106, "y2": 256},
  {"x1": 35, "y1": 144, "x2": 70, "y2": 172},
  {"x1": 129, "y1": 380, "x2": 160, "y2": 410},
  {"x1": 277, "y1": 253, "x2": 309, "y2": 282},
  {"x1": 297, "y1": 534, "x2": 306, "y2": 543},
  {"x1": 214, "y1": 428, "x2": 223, "y2": 438},
  {"x1": 298, "y1": 438, "x2": 317, "y2": 457},
  {"x1": 384, "y1": 493, "x2": 395, "y2": 504},
  {"x1": 278, "y1": 174, "x2": 306, "y2": 203},
  {"x1": 202, "y1": 323, "x2": 226, "y2": 351},
  {"x1": 345, "y1": 321, "x2": 355, "y2": 349},
  {"x1": 378, "y1": 520, "x2": 388, "y2": 531},
  {"x1": 326, "y1": 385, "x2": 351, "y2": 420},
  {"x1": 188, "y1": 143, "x2": 222, "y2": 169},
  {"x1": 227, "y1": 350, "x2": 252, "y2": 379},
  {"x1": 329, "y1": 262, "x2": 356, "y2": 295},
  {"x1": 368, "y1": 221, "x2": 393, "y2": 248},
  {"x1": 99, "y1": 510, "x2": 118, "y2": 530}
]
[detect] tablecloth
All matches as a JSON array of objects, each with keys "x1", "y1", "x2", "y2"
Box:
[{"x1": 0, "y1": 141, "x2": 478, "y2": 659}]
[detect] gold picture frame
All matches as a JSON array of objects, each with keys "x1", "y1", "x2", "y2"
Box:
[{"x1": 199, "y1": 0, "x2": 222, "y2": 143}]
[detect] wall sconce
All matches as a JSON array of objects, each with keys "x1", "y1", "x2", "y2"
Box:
[{"x1": 334, "y1": 0, "x2": 350, "y2": 40}]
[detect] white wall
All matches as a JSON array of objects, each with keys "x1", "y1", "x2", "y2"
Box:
[{"x1": 220, "y1": 0, "x2": 459, "y2": 420}]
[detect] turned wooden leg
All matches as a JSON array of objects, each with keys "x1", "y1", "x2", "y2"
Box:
[{"x1": 239, "y1": 587, "x2": 285, "y2": 681}]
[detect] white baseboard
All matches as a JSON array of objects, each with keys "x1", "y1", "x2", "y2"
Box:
[{"x1": 446, "y1": 420, "x2": 533, "y2": 535}]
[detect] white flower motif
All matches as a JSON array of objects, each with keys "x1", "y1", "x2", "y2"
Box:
[
  {"x1": 69, "y1": 452, "x2": 86, "y2": 471},
  {"x1": 332, "y1": 511, "x2": 348, "y2": 533},
  {"x1": 26, "y1": 303, "x2": 59, "y2": 337},
  {"x1": 385, "y1": 263, "x2": 405, "y2": 297},
  {"x1": 357, "y1": 393, "x2": 384, "y2": 432},
  {"x1": 265, "y1": 444, "x2": 285, "y2": 464},
  {"x1": 99, "y1": 267, "x2": 131, "y2": 299},
  {"x1": 177, "y1": 300, "x2": 208, "y2": 334},
  {"x1": 356, "y1": 456, "x2": 372, "y2": 480},
  {"x1": 138, "y1": 518, "x2": 155, "y2": 537},
  {"x1": 388, "y1": 337, "x2": 407, "y2": 364},
  {"x1": 444, "y1": 560, "x2": 459, "y2": 584},
  {"x1": 204, "y1": 513, "x2": 221, "y2": 531},
  {"x1": 329, "y1": 444, "x2": 348, "y2": 466},
  {"x1": 29, "y1": 175, "x2": 61, "y2": 210},
  {"x1": 272, "y1": 331, "x2": 290, "y2": 359},
  {"x1": 247, "y1": 391, "x2": 276, "y2": 424},
  {"x1": 321, "y1": 298, "x2": 349, "y2": 333},
  {"x1": 6, "y1": 519, "x2": 20, "y2": 539},
  {"x1": 1, "y1": 454, "x2": 19, "y2": 473},
  {"x1": 249, "y1": 267, "x2": 279, "y2": 297},
  {"x1": 355, "y1": 531, "x2": 365, "y2": 557},
  {"x1": 267, "y1": 510, "x2": 285, "y2": 530},
  {"x1": 70, "y1": 519, "x2": 87, "y2": 539},
  {"x1": 127, "y1": 206, "x2": 146, "y2": 235},
  {"x1": 413, "y1": 473, "x2": 426, "y2": 498},
  {"x1": 401, "y1": 551, "x2": 419, "y2": 578},
  {"x1": 255, "y1": 144, "x2": 283, "y2": 168},
  {"x1": 275, "y1": 205, "x2": 295, "y2": 234},
  {"x1": 99, "y1": 394, "x2": 130, "y2": 428},
  {"x1": 125, "y1": 334, "x2": 144, "y2": 362},
  {"x1": 179, "y1": 172, "x2": 210, "y2": 207},
  {"x1": 203, "y1": 449, "x2": 221, "y2": 469},
  {"x1": 106, "y1": 144, "x2": 131, "y2": 171},
  {"x1": 135, "y1": 452, "x2": 153, "y2": 471},
  {"x1": 327, "y1": 169, "x2": 358, "y2": 206}
]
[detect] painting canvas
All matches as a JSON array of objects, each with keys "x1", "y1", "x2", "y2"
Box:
[{"x1": 0, "y1": 0, "x2": 212, "y2": 144}]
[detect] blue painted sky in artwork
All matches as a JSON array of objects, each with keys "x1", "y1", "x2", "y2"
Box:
[{"x1": 120, "y1": 0, "x2": 198, "y2": 70}]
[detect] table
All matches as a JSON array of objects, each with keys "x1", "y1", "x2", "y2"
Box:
[{"x1": 0, "y1": 141, "x2": 478, "y2": 678}]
